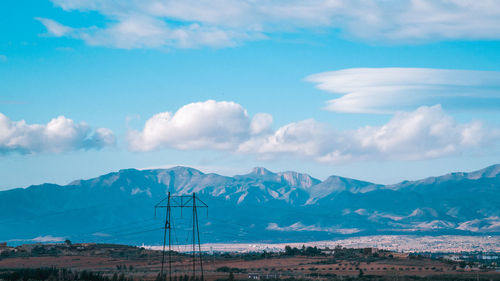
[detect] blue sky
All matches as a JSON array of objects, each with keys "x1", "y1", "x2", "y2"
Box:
[{"x1": 1, "y1": 0, "x2": 500, "y2": 189}]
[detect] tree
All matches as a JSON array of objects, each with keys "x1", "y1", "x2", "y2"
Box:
[
  {"x1": 284, "y1": 246, "x2": 300, "y2": 256},
  {"x1": 228, "y1": 272, "x2": 234, "y2": 281},
  {"x1": 305, "y1": 246, "x2": 321, "y2": 256}
]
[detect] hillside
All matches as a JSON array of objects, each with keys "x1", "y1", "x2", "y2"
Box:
[{"x1": 0, "y1": 165, "x2": 499, "y2": 245}]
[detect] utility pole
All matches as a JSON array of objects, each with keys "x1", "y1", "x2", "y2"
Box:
[{"x1": 155, "y1": 193, "x2": 208, "y2": 281}]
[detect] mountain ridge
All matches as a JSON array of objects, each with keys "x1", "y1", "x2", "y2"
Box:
[
  {"x1": 1, "y1": 164, "x2": 499, "y2": 245},
  {"x1": 57, "y1": 164, "x2": 500, "y2": 193}
]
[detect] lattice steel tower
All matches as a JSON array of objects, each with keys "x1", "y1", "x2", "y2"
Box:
[{"x1": 155, "y1": 193, "x2": 208, "y2": 281}]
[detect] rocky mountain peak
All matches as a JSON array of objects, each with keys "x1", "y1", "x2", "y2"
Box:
[{"x1": 251, "y1": 167, "x2": 274, "y2": 176}]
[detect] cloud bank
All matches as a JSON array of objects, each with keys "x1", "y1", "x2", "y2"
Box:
[
  {"x1": 38, "y1": 0, "x2": 500, "y2": 49},
  {"x1": 129, "y1": 100, "x2": 500, "y2": 163},
  {"x1": 306, "y1": 68, "x2": 500, "y2": 114},
  {"x1": 0, "y1": 113, "x2": 115, "y2": 154}
]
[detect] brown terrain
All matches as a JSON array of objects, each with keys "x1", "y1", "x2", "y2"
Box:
[{"x1": 0, "y1": 243, "x2": 499, "y2": 280}]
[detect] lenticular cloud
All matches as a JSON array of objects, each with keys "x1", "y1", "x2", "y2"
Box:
[{"x1": 306, "y1": 68, "x2": 500, "y2": 114}]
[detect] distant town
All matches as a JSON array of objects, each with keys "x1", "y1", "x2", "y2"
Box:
[{"x1": 142, "y1": 235, "x2": 500, "y2": 254}]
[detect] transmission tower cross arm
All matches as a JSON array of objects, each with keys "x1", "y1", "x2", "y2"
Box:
[{"x1": 155, "y1": 194, "x2": 208, "y2": 208}]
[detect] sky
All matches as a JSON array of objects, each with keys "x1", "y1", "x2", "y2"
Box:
[{"x1": 1, "y1": 0, "x2": 500, "y2": 189}]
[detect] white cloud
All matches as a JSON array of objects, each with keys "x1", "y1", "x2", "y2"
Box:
[
  {"x1": 238, "y1": 119, "x2": 342, "y2": 160},
  {"x1": 36, "y1": 14, "x2": 249, "y2": 49},
  {"x1": 36, "y1": 17, "x2": 74, "y2": 37},
  {"x1": 253, "y1": 105, "x2": 499, "y2": 162},
  {"x1": 128, "y1": 100, "x2": 265, "y2": 151},
  {"x1": 250, "y1": 113, "x2": 273, "y2": 135},
  {"x1": 38, "y1": 0, "x2": 500, "y2": 49},
  {"x1": 351, "y1": 105, "x2": 492, "y2": 160},
  {"x1": 129, "y1": 101, "x2": 500, "y2": 163},
  {"x1": 306, "y1": 68, "x2": 500, "y2": 114},
  {"x1": 0, "y1": 113, "x2": 116, "y2": 154}
]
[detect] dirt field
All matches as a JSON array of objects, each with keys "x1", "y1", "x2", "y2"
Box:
[{"x1": 0, "y1": 244, "x2": 499, "y2": 280}]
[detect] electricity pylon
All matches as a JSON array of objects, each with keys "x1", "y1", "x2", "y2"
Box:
[{"x1": 155, "y1": 192, "x2": 208, "y2": 281}]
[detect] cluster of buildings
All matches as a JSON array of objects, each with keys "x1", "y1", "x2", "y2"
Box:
[
  {"x1": 0, "y1": 242, "x2": 14, "y2": 254},
  {"x1": 193, "y1": 235, "x2": 500, "y2": 254}
]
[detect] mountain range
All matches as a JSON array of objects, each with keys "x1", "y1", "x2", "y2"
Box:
[{"x1": 0, "y1": 164, "x2": 499, "y2": 245}]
